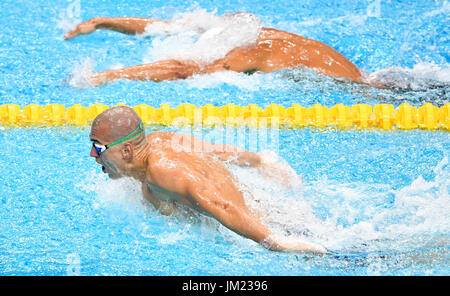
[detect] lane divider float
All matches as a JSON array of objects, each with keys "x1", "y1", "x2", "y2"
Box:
[{"x1": 0, "y1": 103, "x2": 448, "y2": 131}]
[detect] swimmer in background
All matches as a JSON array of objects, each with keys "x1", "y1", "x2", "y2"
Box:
[
  {"x1": 65, "y1": 12, "x2": 363, "y2": 86},
  {"x1": 89, "y1": 106, "x2": 329, "y2": 254}
]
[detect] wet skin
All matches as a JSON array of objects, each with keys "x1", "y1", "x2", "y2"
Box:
[
  {"x1": 90, "y1": 122, "x2": 328, "y2": 254},
  {"x1": 65, "y1": 15, "x2": 362, "y2": 86}
]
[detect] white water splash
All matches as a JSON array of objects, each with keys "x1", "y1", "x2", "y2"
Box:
[
  {"x1": 142, "y1": 9, "x2": 262, "y2": 65},
  {"x1": 364, "y1": 62, "x2": 450, "y2": 90},
  {"x1": 228, "y1": 153, "x2": 449, "y2": 254},
  {"x1": 56, "y1": 0, "x2": 82, "y2": 33},
  {"x1": 184, "y1": 71, "x2": 287, "y2": 91},
  {"x1": 79, "y1": 172, "x2": 149, "y2": 214},
  {"x1": 423, "y1": 0, "x2": 450, "y2": 17},
  {"x1": 67, "y1": 58, "x2": 96, "y2": 88}
]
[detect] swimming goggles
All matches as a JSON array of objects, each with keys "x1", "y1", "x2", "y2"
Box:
[{"x1": 92, "y1": 122, "x2": 144, "y2": 155}]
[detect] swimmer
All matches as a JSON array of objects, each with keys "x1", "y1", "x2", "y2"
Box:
[
  {"x1": 65, "y1": 12, "x2": 362, "y2": 86},
  {"x1": 89, "y1": 106, "x2": 329, "y2": 254}
]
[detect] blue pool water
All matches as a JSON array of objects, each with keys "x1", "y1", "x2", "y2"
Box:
[{"x1": 0, "y1": 0, "x2": 449, "y2": 275}]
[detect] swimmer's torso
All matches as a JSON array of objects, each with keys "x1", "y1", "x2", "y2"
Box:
[
  {"x1": 204, "y1": 27, "x2": 362, "y2": 82},
  {"x1": 142, "y1": 132, "x2": 248, "y2": 214}
]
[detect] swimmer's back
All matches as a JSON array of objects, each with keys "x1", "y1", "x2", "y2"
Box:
[{"x1": 256, "y1": 28, "x2": 362, "y2": 81}]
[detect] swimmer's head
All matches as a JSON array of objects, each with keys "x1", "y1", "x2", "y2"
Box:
[{"x1": 89, "y1": 106, "x2": 147, "y2": 179}]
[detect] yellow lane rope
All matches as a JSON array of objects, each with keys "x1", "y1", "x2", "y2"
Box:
[{"x1": 0, "y1": 103, "x2": 448, "y2": 131}]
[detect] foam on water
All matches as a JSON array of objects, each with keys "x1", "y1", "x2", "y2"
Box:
[
  {"x1": 227, "y1": 153, "x2": 449, "y2": 254},
  {"x1": 142, "y1": 9, "x2": 262, "y2": 65},
  {"x1": 78, "y1": 171, "x2": 149, "y2": 215},
  {"x1": 423, "y1": 0, "x2": 450, "y2": 17},
  {"x1": 67, "y1": 58, "x2": 96, "y2": 88},
  {"x1": 364, "y1": 62, "x2": 450, "y2": 90},
  {"x1": 55, "y1": 0, "x2": 82, "y2": 33},
  {"x1": 184, "y1": 71, "x2": 287, "y2": 91}
]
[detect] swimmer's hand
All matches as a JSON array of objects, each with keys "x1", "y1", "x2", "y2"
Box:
[
  {"x1": 262, "y1": 235, "x2": 329, "y2": 254},
  {"x1": 64, "y1": 18, "x2": 100, "y2": 39}
]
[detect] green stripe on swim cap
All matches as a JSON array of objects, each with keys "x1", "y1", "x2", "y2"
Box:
[{"x1": 106, "y1": 122, "x2": 144, "y2": 148}]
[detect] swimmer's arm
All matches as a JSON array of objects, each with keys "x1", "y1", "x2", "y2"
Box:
[
  {"x1": 88, "y1": 60, "x2": 201, "y2": 86},
  {"x1": 64, "y1": 17, "x2": 168, "y2": 39},
  {"x1": 64, "y1": 13, "x2": 255, "y2": 39},
  {"x1": 187, "y1": 181, "x2": 325, "y2": 253},
  {"x1": 186, "y1": 136, "x2": 262, "y2": 167},
  {"x1": 205, "y1": 142, "x2": 261, "y2": 167},
  {"x1": 168, "y1": 133, "x2": 262, "y2": 167},
  {"x1": 178, "y1": 135, "x2": 302, "y2": 185},
  {"x1": 196, "y1": 137, "x2": 302, "y2": 185},
  {"x1": 214, "y1": 149, "x2": 262, "y2": 167}
]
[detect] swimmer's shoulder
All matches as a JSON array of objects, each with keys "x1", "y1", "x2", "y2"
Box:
[
  {"x1": 147, "y1": 131, "x2": 197, "y2": 143},
  {"x1": 146, "y1": 131, "x2": 178, "y2": 142}
]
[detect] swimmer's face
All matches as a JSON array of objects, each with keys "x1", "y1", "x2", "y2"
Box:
[{"x1": 89, "y1": 124, "x2": 125, "y2": 179}]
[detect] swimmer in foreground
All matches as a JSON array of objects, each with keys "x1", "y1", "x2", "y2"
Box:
[
  {"x1": 89, "y1": 106, "x2": 329, "y2": 254},
  {"x1": 65, "y1": 13, "x2": 362, "y2": 86}
]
